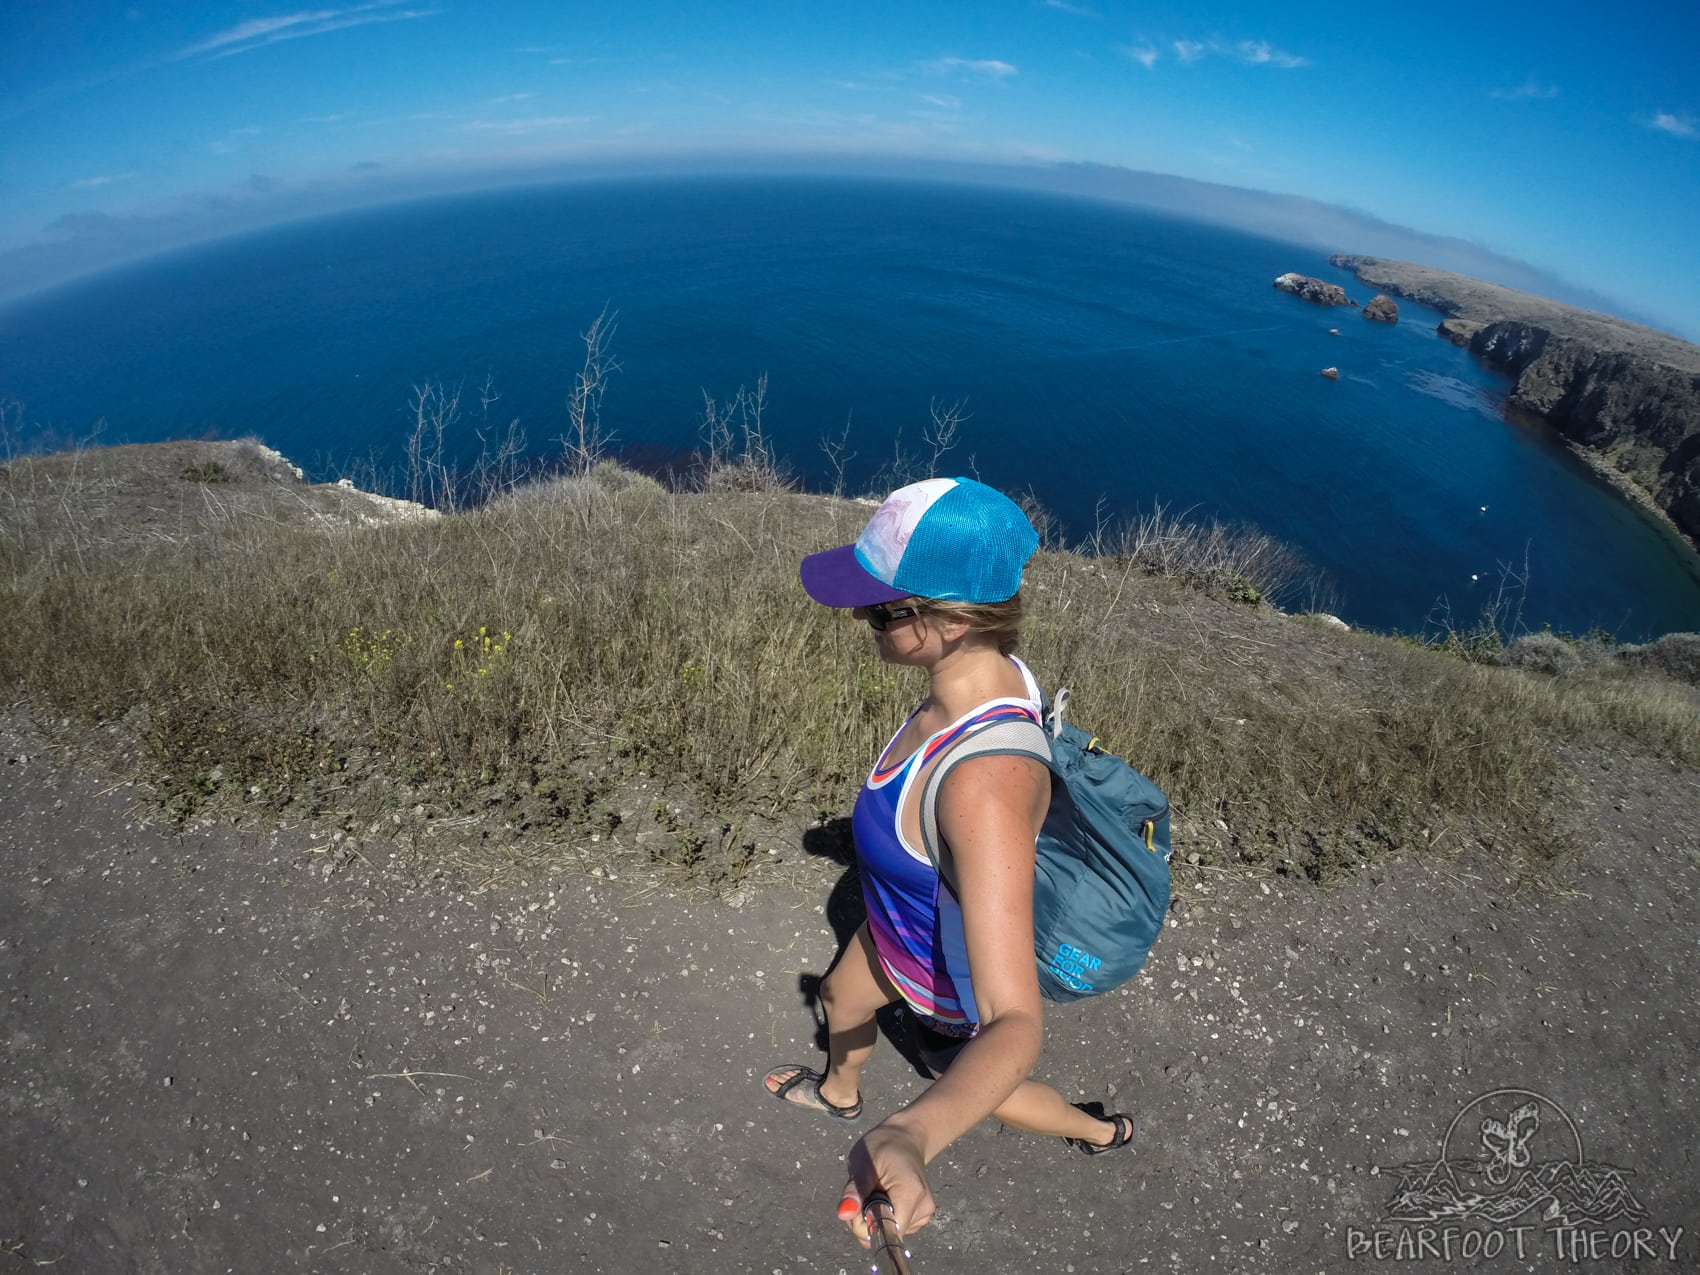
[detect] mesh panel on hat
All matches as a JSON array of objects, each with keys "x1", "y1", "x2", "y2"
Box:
[{"x1": 890, "y1": 480, "x2": 1037, "y2": 603}]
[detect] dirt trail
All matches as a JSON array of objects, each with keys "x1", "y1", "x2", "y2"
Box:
[{"x1": 3, "y1": 720, "x2": 1697, "y2": 1274}]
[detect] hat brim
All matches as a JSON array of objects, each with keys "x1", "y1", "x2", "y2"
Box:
[{"x1": 800, "y1": 543, "x2": 913, "y2": 608}]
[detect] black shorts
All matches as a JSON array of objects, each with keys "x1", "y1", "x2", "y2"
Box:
[{"x1": 908, "y1": 1013, "x2": 974, "y2": 1078}]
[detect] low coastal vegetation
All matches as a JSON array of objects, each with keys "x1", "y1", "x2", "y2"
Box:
[{"x1": 2, "y1": 421, "x2": 1695, "y2": 895}]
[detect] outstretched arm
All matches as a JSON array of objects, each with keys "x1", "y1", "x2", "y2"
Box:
[{"x1": 840, "y1": 751, "x2": 1050, "y2": 1242}]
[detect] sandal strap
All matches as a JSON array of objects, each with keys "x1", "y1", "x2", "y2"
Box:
[
  {"x1": 766, "y1": 1064, "x2": 863, "y2": 1119},
  {"x1": 1064, "y1": 1104, "x2": 1135, "y2": 1154}
]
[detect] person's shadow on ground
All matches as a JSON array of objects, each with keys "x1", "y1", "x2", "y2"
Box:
[{"x1": 796, "y1": 818, "x2": 928, "y2": 1079}]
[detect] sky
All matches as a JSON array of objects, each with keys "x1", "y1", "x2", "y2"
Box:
[{"x1": 3, "y1": 0, "x2": 1699, "y2": 337}]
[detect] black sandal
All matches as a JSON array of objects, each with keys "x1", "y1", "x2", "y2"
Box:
[
  {"x1": 763, "y1": 1064, "x2": 863, "y2": 1121},
  {"x1": 1064, "y1": 1100, "x2": 1136, "y2": 1155}
]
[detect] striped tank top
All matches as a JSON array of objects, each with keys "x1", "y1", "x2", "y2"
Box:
[{"x1": 852, "y1": 655, "x2": 1043, "y2": 1036}]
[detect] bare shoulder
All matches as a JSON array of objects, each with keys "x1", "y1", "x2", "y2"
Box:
[
  {"x1": 934, "y1": 751, "x2": 1047, "y2": 905},
  {"x1": 937, "y1": 750, "x2": 1050, "y2": 833},
  {"x1": 941, "y1": 750, "x2": 1049, "y2": 796}
]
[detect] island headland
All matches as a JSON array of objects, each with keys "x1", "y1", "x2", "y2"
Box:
[{"x1": 1329, "y1": 253, "x2": 1700, "y2": 548}]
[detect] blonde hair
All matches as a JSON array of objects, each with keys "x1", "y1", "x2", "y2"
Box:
[{"x1": 918, "y1": 592, "x2": 1025, "y2": 656}]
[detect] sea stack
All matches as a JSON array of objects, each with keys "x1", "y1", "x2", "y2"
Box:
[
  {"x1": 1274, "y1": 272, "x2": 1352, "y2": 306},
  {"x1": 1364, "y1": 294, "x2": 1400, "y2": 323},
  {"x1": 1320, "y1": 366, "x2": 1340, "y2": 380}
]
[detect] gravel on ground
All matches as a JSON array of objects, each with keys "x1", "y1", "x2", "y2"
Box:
[{"x1": 3, "y1": 721, "x2": 1696, "y2": 1274}]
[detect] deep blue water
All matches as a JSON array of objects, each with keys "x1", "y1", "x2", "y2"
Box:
[{"x1": 4, "y1": 175, "x2": 1700, "y2": 640}]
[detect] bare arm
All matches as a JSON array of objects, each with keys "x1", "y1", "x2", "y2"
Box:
[{"x1": 841, "y1": 751, "x2": 1050, "y2": 1239}]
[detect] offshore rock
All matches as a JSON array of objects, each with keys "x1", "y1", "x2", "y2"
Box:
[
  {"x1": 1363, "y1": 294, "x2": 1399, "y2": 323},
  {"x1": 1320, "y1": 367, "x2": 1340, "y2": 380},
  {"x1": 1273, "y1": 273, "x2": 1352, "y2": 306}
]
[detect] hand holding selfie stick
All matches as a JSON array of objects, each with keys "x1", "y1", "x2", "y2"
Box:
[{"x1": 862, "y1": 1192, "x2": 914, "y2": 1275}]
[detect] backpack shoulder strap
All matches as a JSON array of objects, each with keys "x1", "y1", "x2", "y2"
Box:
[{"x1": 918, "y1": 716, "x2": 1054, "y2": 876}]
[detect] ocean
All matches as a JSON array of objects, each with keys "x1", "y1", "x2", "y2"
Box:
[{"x1": 4, "y1": 174, "x2": 1699, "y2": 640}]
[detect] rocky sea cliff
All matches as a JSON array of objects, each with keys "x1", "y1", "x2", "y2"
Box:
[{"x1": 1330, "y1": 253, "x2": 1700, "y2": 546}]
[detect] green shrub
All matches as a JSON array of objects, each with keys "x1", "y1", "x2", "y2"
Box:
[
  {"x1": 496, "y1": 459, "x2": 667, "y2": 506},
  {"x1": 1616, "y1": 632, "x2": 1700, "y2": 686},
  {"x1": 1501, "y1": 630, "x2": 1584, "y2": 677}
]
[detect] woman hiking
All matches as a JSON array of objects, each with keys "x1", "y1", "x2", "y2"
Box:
[{"x1": 763, "y1": 476, "x2": 1134, "y2": 1250}]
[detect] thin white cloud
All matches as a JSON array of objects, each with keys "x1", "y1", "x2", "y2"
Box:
[
  {"x1": 488, "y1": 93, "x2": 536, "y2": 105},
  {"x1": 176, "y1": 2, "x2": 438, "y2": 62},
  {"x1": 462, "y1": 116, "x2": 593, "y2": 136},
  {"x1": 919, "y1": 57, "x2": 1019, "y2": 80},
  {"x1": 1124, "y1": 45, "x2": 1159, "y2": 70},
  {"x1": 71, "y1": 173, "x2": 136, "y2": 189},
  {"x1": 1649, "y1": 111, "x2": 1696, "y2": 138},
  {"x1": 1164, "y1": 38, "x2": 1306, "y2": 68},
  {"x1": 1233, "y1": 40, "x2": 1306, "y2": 69},
  {"x1": 1491, "y1": 79, "x2": 1559, "y2": 101},
  {"x1": 1041, "y1": 0, "x2": 1098, "y2": 16},
  {"x1": 921, "y1": 93, "x2": 962, "y2": 109}
]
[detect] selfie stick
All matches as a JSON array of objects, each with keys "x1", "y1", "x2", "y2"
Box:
[{"x1": 862, "y1": 1192, "x2": 914, "y2": 1275}]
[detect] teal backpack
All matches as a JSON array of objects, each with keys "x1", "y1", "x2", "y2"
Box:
[{"x1": 919, "y1": 687, "x2": 1173, "y2": 1004}]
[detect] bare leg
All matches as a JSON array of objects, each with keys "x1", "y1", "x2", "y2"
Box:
[
  {"x1": 992, "y1": 1079, "x2": 1120, "y2": 1147},
  {"x1": 768, "y1": 921, "x2": 899, "y2": 1111}
]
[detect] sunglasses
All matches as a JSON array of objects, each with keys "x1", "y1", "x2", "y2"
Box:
[{"x1": 863, "y1": 601, "x2": 926, "y2": 631}]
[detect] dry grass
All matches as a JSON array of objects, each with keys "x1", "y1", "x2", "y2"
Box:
[
  {"x1": 2, "y1": 436, "x2": 1696, "y2": 891},
  {"x1": 1093, "y1": 501, "x2": 1325, "y2": 611}
]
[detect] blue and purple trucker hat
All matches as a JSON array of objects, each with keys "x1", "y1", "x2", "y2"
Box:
[{"x1": 800, "y1": 477, "x2": 1039, "y2": 607}]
